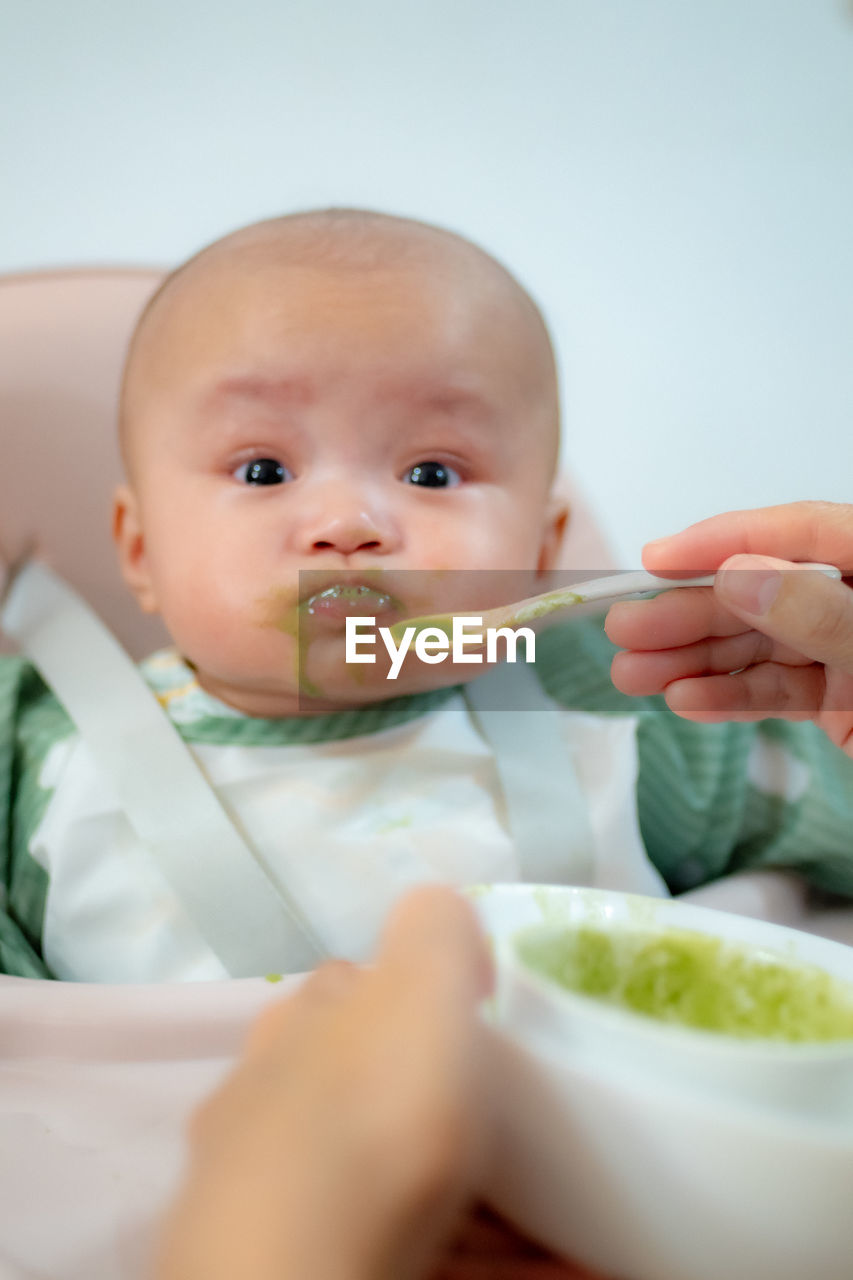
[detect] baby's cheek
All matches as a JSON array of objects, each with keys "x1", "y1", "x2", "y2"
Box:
[
  {"x1": 462, "y1": 519, "x2": 538, "y2": 569},
  {"x1": 163, "y1": 585, "x2": 285, "y2": 673}
]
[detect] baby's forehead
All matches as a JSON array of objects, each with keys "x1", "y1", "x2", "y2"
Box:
[
  {"x1": 155, "y1": 237, "x2": 529, "y2": 338},
  {"x1": 140, "y1": 264, "x2": 533, "y2": 382},
  {"x1": 120, "y1": 218, "x2": 559, "y2": 463},
  {"x1": 139, "y1": 216, "x2": 549, "y2": 346}
]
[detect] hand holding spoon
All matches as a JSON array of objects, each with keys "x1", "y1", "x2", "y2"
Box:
[{"x1": 390, "y1": 564, "x2": 842, "y2": 644}]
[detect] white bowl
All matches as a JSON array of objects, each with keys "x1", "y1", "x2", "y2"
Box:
[{"x1": 473, "y1": 884, "x2": 853, "y2": 1280}]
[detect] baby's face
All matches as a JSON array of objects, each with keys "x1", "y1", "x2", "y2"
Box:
[{"x1": 116, "y1": 258, "x2": 564, "y2": 714}]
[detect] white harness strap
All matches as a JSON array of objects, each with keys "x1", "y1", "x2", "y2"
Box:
[
  {"x1": 463, "y1": 660, "x2": 595, "y2": 885},
  {"x1": 1, "y1": 562, "x2": 326, "y2": 976}
]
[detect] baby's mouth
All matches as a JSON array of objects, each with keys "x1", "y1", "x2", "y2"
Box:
[{"x1": 302, "y1": 582, "x2": 397, "y2": 625}]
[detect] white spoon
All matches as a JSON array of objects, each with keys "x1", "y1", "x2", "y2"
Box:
[{"x1": 391, "y1": 563, "x2": 842, "y2": 640}]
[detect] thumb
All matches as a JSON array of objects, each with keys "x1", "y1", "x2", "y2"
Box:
[
  {"x1": 716, "y1": 554, "x2": 853, "y2": 673},
  {"x1": 377, "y1": 886, "x2": 494, "y2": 1007}
]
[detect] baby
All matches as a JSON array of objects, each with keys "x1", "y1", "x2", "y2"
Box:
[{"x1": 2, "y1": 208, "x2": 853, "y2": 981}]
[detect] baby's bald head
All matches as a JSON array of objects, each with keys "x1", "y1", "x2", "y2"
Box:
[{"x1": 118, "y1": 209, "x2": 561, "y2": 480}]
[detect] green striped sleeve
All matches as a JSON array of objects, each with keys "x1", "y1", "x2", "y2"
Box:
[
  {"x1": 534, "y1": 619, "x2": 853, "y2": 896},
  {"x1": 728, "y1": 719, "x2": 853, "y2": 896},
  {"x1": 0, "y1": 656, "x2": 73, "y2": 977}
]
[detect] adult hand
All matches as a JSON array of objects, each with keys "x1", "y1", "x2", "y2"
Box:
[
  {"x1": 605, "y1": 502, "x2": 853, "y2": 755},
  {"x1": 155, "y1": 886, "x2": 491, "y2": 1280},
  {"x1": 154, "y1": 887, "x2": 595, "y2": 1280}
]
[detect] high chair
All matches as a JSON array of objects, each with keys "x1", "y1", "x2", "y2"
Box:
[{"x1": 0, "y1": 267, "x2": 169, "y2": 657}]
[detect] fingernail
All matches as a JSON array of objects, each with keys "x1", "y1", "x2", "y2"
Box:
[{"x1": 718, "y1": 561, "x2": 782, "y2": 615}]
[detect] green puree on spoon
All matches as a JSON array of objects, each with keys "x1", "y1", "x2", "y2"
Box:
[{"x1": 389, "y1": 564, "x2": 842, "y2": 647}]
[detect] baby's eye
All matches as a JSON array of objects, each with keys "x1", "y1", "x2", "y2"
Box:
[
  {"x1": 234, "y1": 458, "x2": 291, "y2": 485},
  {"x1": 403, "y1": 461, "x2": 460, "y2": 489}
]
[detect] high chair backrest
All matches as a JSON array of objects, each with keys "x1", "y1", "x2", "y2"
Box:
[
  {"x1": 0, "y1": 267, "x2": 169, "y2": 657},
  {"x1": 0, "y1": 266, "x2": 615, "y2": 659}
]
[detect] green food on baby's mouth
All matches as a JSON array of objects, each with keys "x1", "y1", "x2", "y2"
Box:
[
  {"x1": 517, "y1": 925, "x2": 853, "y2": 1042},
  {"x1": 273, "y1": 598, "x2": 322, "y2": 697},
  {"x1": 269, "y1": 578, "x2": 399, "y2": 698}
]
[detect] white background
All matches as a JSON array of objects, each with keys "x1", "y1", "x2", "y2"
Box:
[{"x1": 2, "y1": 0, "x2": 851, "y2": 564}]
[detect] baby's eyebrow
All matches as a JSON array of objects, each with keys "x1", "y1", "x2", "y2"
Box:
[
  {"x1": 406, "y1": 387, "x2": 491, "y2": 417},
  {"x1": 205, "y1": 375, "x2": 316, "y2": 410},
  {"x1": 202, "y1": 375, "x2": 493, "y2": 420},
  {"x1": 375, "y1": 379, "x2": 496, "y2": 425}
]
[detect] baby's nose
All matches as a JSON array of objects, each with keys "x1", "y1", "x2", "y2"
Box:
[
  {"x1": 311, "y1": 515, "x2": 385, "y2": 555},
  {"x1": 293, "y1": 478, "x2": 402, "y2": 556}
]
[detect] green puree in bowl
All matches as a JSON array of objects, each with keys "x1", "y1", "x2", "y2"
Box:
[{"x1": 517, "y1": 925, "x2": 853, "y2": 1042}]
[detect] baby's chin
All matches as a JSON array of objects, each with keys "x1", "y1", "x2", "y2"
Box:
[
  {"x1": 190, "y1": 635, "x2": 474, "y2": 718},
  {"x1": 292, "y1": 635, "x2": 474, "y2": 710}
]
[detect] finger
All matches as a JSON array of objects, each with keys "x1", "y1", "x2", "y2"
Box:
[
  {"x1": 245, "y1": 959, "x2": 360, "y2": 1058},
  {"x1": 605, "y1": 587, "x2": 748, "y2": 651},
  {"x1": 302, "y1": 956, "x2": 360, "y2": 996},
  {"x1": 664, "y1": 662, "x2": 828, "y2": 720},
  {"x1": 369, "y1": 889, "x2": 494, "y2": 1201},
  {"x1": 641, "y1": 501, "x2": 853, "y2": 575},
  {"x1": 376, "y1": 886, "x2": 494, "y2": 1006},
  {"x1": 610, "y1": 629, "x2": 809, "y2": 697},
  {"x1": 715, "y1": 555, "x2": 853, "y2": 675}
]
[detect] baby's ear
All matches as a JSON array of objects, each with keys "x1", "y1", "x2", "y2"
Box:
[
  {"x1": 112, "y1": 485, "x2": 159, "y2": 614},
  {"x1": 536, "y1": 491, "x2": 570, "y2": 576}
]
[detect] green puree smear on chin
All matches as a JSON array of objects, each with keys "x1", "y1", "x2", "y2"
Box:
[{"x1": 517, "y1": 925, "x2": 853, "y2": 1042}]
